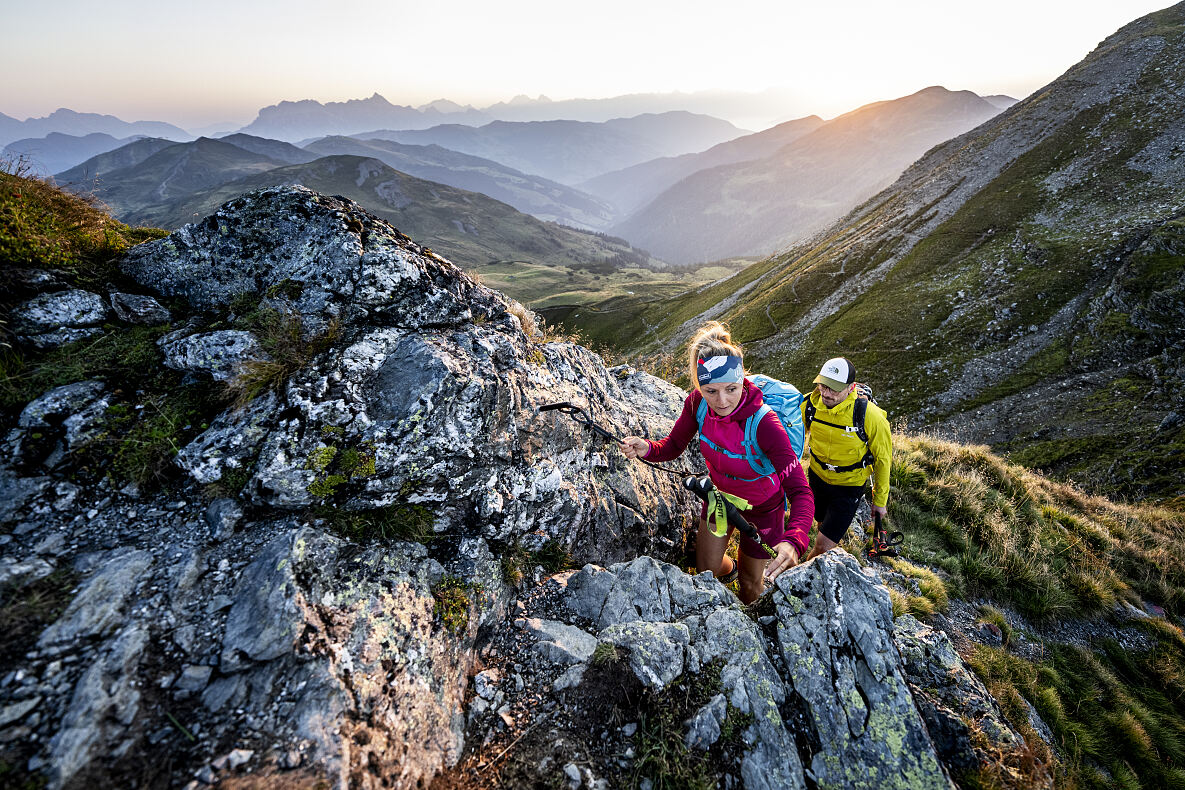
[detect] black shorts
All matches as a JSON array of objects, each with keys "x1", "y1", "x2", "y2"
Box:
[{"x1": 808, "y1": 469, "x2": 866, "y2": 543}]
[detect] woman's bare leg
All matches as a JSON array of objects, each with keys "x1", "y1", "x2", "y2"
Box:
[
  {"x1": 695, "y1": 518, "x2": 734, "y2": 577},
  {"x1": 737, "y1": 552, "x2": 767, "y2": 604}
]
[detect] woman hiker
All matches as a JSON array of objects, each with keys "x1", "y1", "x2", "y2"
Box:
[{"x1": 618, "y1": 322, "x2": 813, "y2": 604}]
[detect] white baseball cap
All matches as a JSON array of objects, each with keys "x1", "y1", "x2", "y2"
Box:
[{"x1": 814, "y1": 357, "x2": 856, "y2": 391}]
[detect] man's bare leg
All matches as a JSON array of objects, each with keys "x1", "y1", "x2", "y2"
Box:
[{"x1": 805, "y1": 534, "x2": 838, "y2": 562}]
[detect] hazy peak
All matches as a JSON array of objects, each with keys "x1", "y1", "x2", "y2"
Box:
[{"x1": 506, "y1": 94, "x2": 552, "y2": 106}]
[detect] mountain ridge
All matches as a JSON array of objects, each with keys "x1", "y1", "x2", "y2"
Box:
[
  {"x1": 611, "y1": 86, "x2": 1004, "y2": 264},
  {"x1": 579, "y1": 114, "x2": 825, "y2": 216},
  {"x1": 358, "y1": 111, "x2": 746, "y2": 185},
  {"x1": 66, "y1": 145, "x2": 663, "y2": 274}
]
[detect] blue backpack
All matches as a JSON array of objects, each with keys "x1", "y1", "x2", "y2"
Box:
[{"x1": 695, "y1": 374, "x2": 806, "y2": 480}]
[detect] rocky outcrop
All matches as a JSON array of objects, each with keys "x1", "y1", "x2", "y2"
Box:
[
  {"x1": 119, "y1": 185, "x2": 696, "y2": 565},
  {"x1": 0, "y1": 186, "x2": 699, "y2": 788},
  {"x1": 450, "y1": 552, "x2": 974, "y2": 789}
]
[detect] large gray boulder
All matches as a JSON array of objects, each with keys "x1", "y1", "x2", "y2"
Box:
[
  {"x1": 772, "y1": 553, "x2": 951, "y2": 790},
  {"x1": 120, "y1": 185, "x2": 483, "y2": 332},
  {"x1": 536, "y1": 553, "x2": 953, "y2": 790},
  {"x1": 120, "y1": 185, "x2": 696, "y2": 566}
]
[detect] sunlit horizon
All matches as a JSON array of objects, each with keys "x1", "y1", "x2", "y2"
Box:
[{"x1": 2, "y1": 0, "x2": 1174, "y2": 132}]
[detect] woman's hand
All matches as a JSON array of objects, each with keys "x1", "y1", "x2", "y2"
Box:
[
  {"x1": 618, "y1": 436, "x2": 649, "y2": 460},
  {"x1": 764, "y1": 542, "x2": 800, "y2": 581}
]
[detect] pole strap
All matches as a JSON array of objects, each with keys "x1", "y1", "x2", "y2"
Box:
[{"x1": 707, "y1": 489, "x2": 750, "y2": 537}]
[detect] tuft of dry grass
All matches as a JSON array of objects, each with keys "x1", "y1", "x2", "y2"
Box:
[
  {"x1": 226, "y1": 309, "x2": 340, "y2": 408},
  {"x1": 887, "y1": 432, "x2": 1185, "y2": 621},
  {"x1": 507, "y1": 299, "x2": 541, "y2": 340}
]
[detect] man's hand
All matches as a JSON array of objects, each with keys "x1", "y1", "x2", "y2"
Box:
[
  {"x1": 764, "y1": 542, "x2": 800, "y2": 581},
  {"x1": 872, "y1": 504, "x2": 888, "y2": 519},
  {"x1": 618, "y1": 436, "x2": 649, "y2": 459}
]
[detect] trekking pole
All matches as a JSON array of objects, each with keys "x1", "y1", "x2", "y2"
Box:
[
  {"x1": 538, "y1": 401, "x2": 687, "y2": 479},
  {"x1": 682, "y1": 476, "x2": 778, "y2": 560},
  {"x1": 539, "y1": 401, "x2": 617, "y2": 440},
  {"x1": 866, "y1": 511, "x2": 904, "y2": 559}
]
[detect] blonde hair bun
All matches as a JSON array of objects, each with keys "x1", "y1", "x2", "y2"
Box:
[{"x1": 687, "y1": 321, "x2": 744, "y2": 388}]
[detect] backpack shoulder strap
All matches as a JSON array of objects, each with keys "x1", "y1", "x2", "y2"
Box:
[
  {"x1": 742, "y1": 405, "x2": 776, "y2": 477},
  {"x1": 853, "y1": 397, "x2": 869, "y2": 445},
  {"x1": 696, "y1": 397, "x2": 708, "y2": 433},
  {"x1": 803, "y1": 396, "x2": 816, "y2": 430}
]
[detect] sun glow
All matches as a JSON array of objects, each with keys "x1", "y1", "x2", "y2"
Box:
[{"x1": 0, "y1": 0, "x2": 1172, "y2": 129}]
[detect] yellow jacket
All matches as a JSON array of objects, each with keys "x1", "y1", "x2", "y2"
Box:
[{"x1": 800, "y1": 389, "x2": 892, "y2": 507}]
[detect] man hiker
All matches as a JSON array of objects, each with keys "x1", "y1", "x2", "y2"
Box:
[{"x1": 801, "y1": 357, "x2": 893, "y2": 561}]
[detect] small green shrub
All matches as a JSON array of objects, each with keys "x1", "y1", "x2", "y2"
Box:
[
  {"x1": 265, "y1": 278, "x2": 304, "y2": 300},
  {"x1": 0, "y1": 568, "x2": 78, "y2": 671},
  {"x1": 305, "y1": 445, "x2": 338, "y2": 473},
  {"x1": 591, "y1": 642, "x2": 622, "y2": 666},
  {"x1": 314, "y1": 503, "x2": 436, "y2": 543},
  {"x1": 226, "y1": 308, "x2": 340, "y2": 407},
  {"x1": 500, "y1": 538, "x2": 574, "y2": 586},
  {"x1": 975, "y1": 604, "x2": 1013, "y2": 648},
  {"x1": 433, "y1": 577, "x2": 483, "y2": 635},
  {"x1": 535, "y1": 539, "x2": 574, "y2": 573},
  {"x1": 303, "y1": 436, "x2": 376, "y2": 500}
]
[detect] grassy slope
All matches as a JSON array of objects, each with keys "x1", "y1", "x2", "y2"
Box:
[
  {"x1": 881, "y1": 433, "x2": 1185, "y2": 789},
  {"x1": 476, "y1": 260, "x2": 748, "y2": 312},
  {"x1": 0, "y1": 167, "x2": 167, "y2": 308},
  {"x1": 0, "y1": 171, "x2": 225, "y2": 488}
]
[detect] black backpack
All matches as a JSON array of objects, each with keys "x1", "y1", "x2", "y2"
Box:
[{"x1": 802, "y1": 397, "x2": 875, "y2": 473}]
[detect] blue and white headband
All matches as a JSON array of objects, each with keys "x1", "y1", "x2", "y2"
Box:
[{"x1": 697, "y1": 355, "x2": 744, "y2": 386}]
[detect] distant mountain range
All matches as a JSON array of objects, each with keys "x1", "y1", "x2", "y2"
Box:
[
  {"x1": 1, "y1": 89, "x2": 808, "y2": 150},
  {"x1": 236, "y1": 93, "x2": 491, "y2": 141},
  {"x1": 40, "y1": 111, "x2": 747, "y2": 220},
  {"x1": 0, "y1": 108, "x2": 190, "y2": 148},
  {"x1": 357, "y1": 112, "x2": 746, "y2": 185},
  {"x1": 231, "y1": 88, "x2": 808, "y2": 141},
  {"x1": 611, "y1": 87, "x2": 1010, "y2": 264},
  {"x1": 2, "y1": 132, "x2": 150, "y2": 176},
  {"x1": 579, "y1": 114, "x2": 825, "y2": 216},
  {"x1": 57, "y1": 136, "x2": 661, "y2": 273}
]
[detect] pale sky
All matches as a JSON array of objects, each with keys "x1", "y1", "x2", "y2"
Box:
[{"x1": 1, "y1": 0, "x2": 1174, "y2": 131}]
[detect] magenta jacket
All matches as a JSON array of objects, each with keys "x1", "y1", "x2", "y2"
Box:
[{"x1": 643, "y1": 379, "x2": 813, "y2": 556}]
